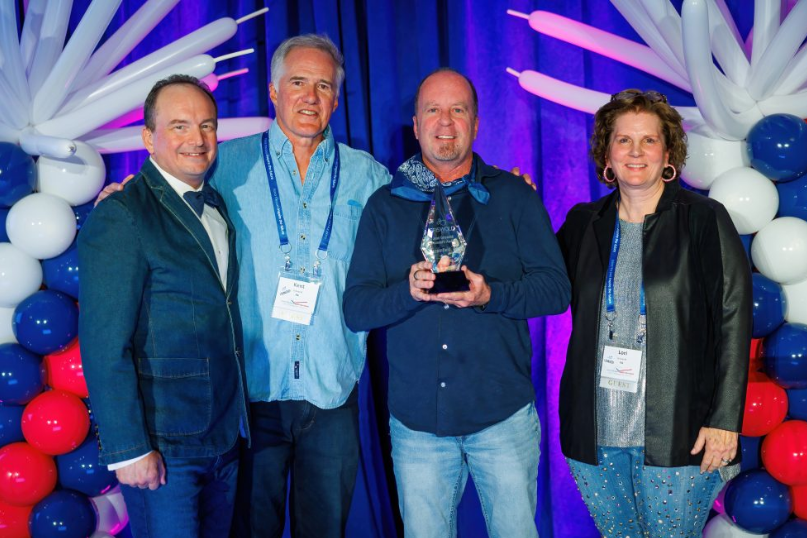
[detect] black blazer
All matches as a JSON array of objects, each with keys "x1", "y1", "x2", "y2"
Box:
[{"x1": 556, "y1": 181, "x2": 751, "y2": 467}]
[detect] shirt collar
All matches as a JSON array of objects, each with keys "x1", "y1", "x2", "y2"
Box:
[
  {"x1": 267, "y1": 121, "x2": 336, "y2": 160},
  {"x1": 150, "y1": 157, "x2": 204, "y2": 195}
]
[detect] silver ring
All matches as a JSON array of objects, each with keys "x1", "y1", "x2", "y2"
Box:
[{"x1": 721, "y1": 458, "x2": 730, "y2": 464}]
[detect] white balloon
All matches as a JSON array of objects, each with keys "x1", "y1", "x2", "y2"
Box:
[
  {"x1": 30, "y1": 0, "x2": 122, "y2": 124},
  {"x1": 6, "y1": 193, "x2": 76, "y2": 260},
  {"x1": 681, "y1": 131, "x2": 749, "y2": 189},
  {"x1": 0, "y1": 306, "x2": 19, "y2": 343},
  {"x1": 37, "y1": 141, "x2": 106, "y2": 206},
  {"x1": 708, "y1": 167, "x2": 777, "y2": 234},
  {"x1": 38, "y1": 55, "x2": 215, "y2": 140},
  {"x1": 514, "y1": 10, "x2": 690, "y2": 90},
  {"x1": 77, "y1": 0, "x2": 181, "y2": 87},
  {"x1": 84, "y1": 117, "x2": 273, "y2": 154},
  {"x1": 24, "y1": 0, "x2": 73, "y2": 96},
  {"x1": 752, "y1": 217, "x2": 807, "y2": 284},
  {"x1": 747, "y1": 0, "x2": 807, "y2": 100},
  {"x1": 681, "y1": 0, "x2": 756, "y2": 140},
  {"x1": 783, "y1": 277, "x2": 807, "y2": 325},
  {"x1": 703, "y1": 513, "x2": 768, "y2": 537},
  {"x1": 20, "y1": 129, "x2": 77, "y2": 159},
  {"x1": 0, "y1": 243, "x2": 43, "y2": 308},
  {"x1": 91, "y1": 487, "x2": 129, "y2": 534}
]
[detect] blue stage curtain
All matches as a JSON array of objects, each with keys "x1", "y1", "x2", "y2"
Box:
[{"x1": 54, "y1": 1, "x2": 754, "y2": 536}]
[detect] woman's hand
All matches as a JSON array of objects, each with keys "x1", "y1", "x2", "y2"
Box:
[{"x1": 690, "y1": 426, "x2": 738, "y2": 474}]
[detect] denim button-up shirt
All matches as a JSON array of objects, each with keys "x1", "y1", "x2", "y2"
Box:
[{"x1": 209, "y1": 123, "x2": 390, "y2": 408}]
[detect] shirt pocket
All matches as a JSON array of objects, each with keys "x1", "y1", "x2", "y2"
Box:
[
  {"x1": 137, "y1": 357, "x2": 212, "y2": 437},
  {"x1": 327, "y1": 204, "x2": 363, "y2": 262}
]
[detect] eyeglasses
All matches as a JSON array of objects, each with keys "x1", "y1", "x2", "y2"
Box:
[{"x1": 610, "y1": 90, "x2": 668, "y2": 103}]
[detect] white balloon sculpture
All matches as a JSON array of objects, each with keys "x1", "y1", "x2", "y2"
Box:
[
  {"x1": 0, "y1": 2, "x2": 273, "y2": 535},
  {"x1": 506, "y1": 0, "x2": 807, "y2": 303}
]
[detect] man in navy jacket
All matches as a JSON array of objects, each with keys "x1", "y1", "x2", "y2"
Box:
[
  {"x1": 78, "y1": 75, "x2": 249, "y2": 537},
  {"x1": 343, "y1": 69, "x2": 570, "y2": 537}
]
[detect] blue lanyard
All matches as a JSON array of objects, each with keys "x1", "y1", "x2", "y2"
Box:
[
  {"x1": 261, "y1": 131, "x2": 341, "y2": 276},
  {"x1": 604, "y1": 209, "x2": 647, "y2": 344}
]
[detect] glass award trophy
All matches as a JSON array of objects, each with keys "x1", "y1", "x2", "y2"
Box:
[{"x1": 420, "y1": 183, "x2": 470, "y2": 293}]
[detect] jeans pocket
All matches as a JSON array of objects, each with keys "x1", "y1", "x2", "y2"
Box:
[{"x1": 137, "y1": 357, "x2": 212, "y2": 436}]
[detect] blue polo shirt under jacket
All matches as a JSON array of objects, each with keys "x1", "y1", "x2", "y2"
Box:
[
  {"x1": 209, "y1": 123, "x2": 390, "y2": 409},
  {"x1": 343, "y1": 156, "x2": 571, "y2": 435}
]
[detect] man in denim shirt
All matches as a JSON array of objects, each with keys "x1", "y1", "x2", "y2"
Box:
[{"x1": 209, "y1": 35, "x2": 389, "y2": 538}]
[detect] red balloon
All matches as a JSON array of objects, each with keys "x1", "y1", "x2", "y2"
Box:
[
  {"x1": 742, "y1": 373, "x2": 789, "y2": 436},
  {"x1": 44, "y1": 340, "x2": 88, "y2": 398},
  {"x1": 793, "y1": 484, "x2": 807, "y2": 520},
  {"x1": 762, "y1": 420, "x2": 807, "y2": 486},
  {"x1": 750, "y1": 338, "x2": 765, "y2": 373},
  {"x1": 0, "y1": 499, "x2": 32, "y2": 538},
  {"x1": 21, "y1": 390, "x2": 90, "y2": 455},
  {"x1": 0, "y1": 442, "x2": 57, "y2": 507}
]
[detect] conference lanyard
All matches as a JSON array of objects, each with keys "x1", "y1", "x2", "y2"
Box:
[
  {"x1": 604, "y1": 209, "x2": 647, "y2": 345},
  {"x1": 261, "y1": 131, "x2": 341, "y2": 278}
]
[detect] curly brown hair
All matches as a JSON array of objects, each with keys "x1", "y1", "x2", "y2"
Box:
[{"x1": 590, "y1": 89, "x2": 687, "y2": 188}]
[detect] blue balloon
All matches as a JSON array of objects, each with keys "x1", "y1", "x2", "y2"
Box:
[
  {"x1": 0, "y1": 142, "x2": 36, "y2": 208},
  {"x1": 740, "y1": 234, "x2": 753, "y2": 266},
  {"x1": 29, "y1": 489, "x2": 97, "y2": 538},
  {"x1": 0, "y1": 343, "x2": 45, "y2": 404},
  {"x1": 740, "y1": 435, "x2": 761, "y2": 471},
  {"x1": 764, "y1": 323, "x2": 807, "y2": 389},
  {"x1": 56, "y1": 437, "x2": 118, "y2": 496},
  {"x1": 13, "y1": 290, "x2": 78, "y2": 355},
  {"x1": 0, "y1": 404, "x2": 24, "y2": 444},
  {"x1": 787, "y1": 387, "x2": 807, "y2": 421},
  {"x1": 771, "y1": 519, "x2": 807, "y2": 537},
  {"x1": 752, "y1": 274, "x2": 787, "y2": 338},
  {"x1": 748, "y1": 114, "x2": 807, "y2": 182},
  {"x1": 777, "y1": 173, "x2": 807, "y2": 221},
  {"x1": 73, "y1": 202, "x2": 93, "y2": 232},
  {"x1": 42, "y1": 242, "x2": 80, "y2": 300},
  {"x1": 116, "y1": 524, "x2": 134, "y2": 538},
  {"x1": 724, "y1": 469, "x2": 792, "y2": 533},
  {"x1": 0, "y1": 207, "x2": 9, "y2": 242}
]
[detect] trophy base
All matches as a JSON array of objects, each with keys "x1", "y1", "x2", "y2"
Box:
[{"x1": 431, "y1": 271, "x2": 470, "y2": 294}]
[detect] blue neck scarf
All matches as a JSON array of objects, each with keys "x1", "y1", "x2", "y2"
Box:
[{"x1": 390, "y1": 153, "x2": 490, "y2": 204}]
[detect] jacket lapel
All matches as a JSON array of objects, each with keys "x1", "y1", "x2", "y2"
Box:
[
  {"x1": 592, "y1": 190, "x2": 618, "y2": 272},
  {"x1": 215, "y1": 190, "x2": 238, "y2": 296},
  {"x1": 140, "y1": 161, "x2": 222, "y2": 286}
]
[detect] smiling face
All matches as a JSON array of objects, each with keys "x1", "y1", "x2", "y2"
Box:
[
  {"x1": 606, "y1": 111, "x2": 669, "y2": 191},
  {"x1": 269, "y1": 46, "x2": 339, "y2": 147},
  {"x1": 413, "y1": 71, "x2": 479, "y2": 179},
  {"x1": 141, "y1": 84, "x2": 217, "y2": 188}
]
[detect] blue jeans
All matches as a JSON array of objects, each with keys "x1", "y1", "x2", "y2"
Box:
[
  {"x1": 231, "y1": 387, "x2": 360, "y2": 538},
  {"x1": 390, "y1": 402, "x2": 541, "y2": 538},
  {"x1": 566, "y1": 446, "x2": 724, "y2": 537},
  {"x1": 120, "y1": 443, "x2": 239, "y2": 538}
]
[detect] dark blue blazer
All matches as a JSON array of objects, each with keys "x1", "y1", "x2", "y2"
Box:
[{"x1": 78, "y1": 159, "x2": 249, "y2": 465}]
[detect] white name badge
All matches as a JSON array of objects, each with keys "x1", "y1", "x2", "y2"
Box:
[
  {"x1": 271, "y1": 274, "x2": 321, "y2": 325},
  {"x1": 599, "y1": 345, "x2": 642, "y2": 393}
]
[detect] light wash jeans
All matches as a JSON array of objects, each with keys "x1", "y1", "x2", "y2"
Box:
[
  {"x1": 390, "y1": 402, "x2": 541, "y2": 538},
  {"x1": 566, "y1": 446, "x2": 724, "y2": 537}
]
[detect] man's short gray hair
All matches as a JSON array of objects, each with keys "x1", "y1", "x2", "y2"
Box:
[{"x1": 270, "y1": 34, "x2": 345, "y2": 96}]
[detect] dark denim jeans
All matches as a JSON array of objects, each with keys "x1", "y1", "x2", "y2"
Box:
[
  {"x1": 121, "y1": 443, "x2": 239, "y2": 538},
  {"x1": 231, "y1": 387, "x2": 360, "y2": 538}
]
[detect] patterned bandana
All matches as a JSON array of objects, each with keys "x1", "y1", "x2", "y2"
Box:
[{"x1": 390, "y1": 153, "x2": 490, "y2": 204}]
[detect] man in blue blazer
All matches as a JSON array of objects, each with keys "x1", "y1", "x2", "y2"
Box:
[{"x1": 78, "y1": 75, "x2": 250, "y2": 537}]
